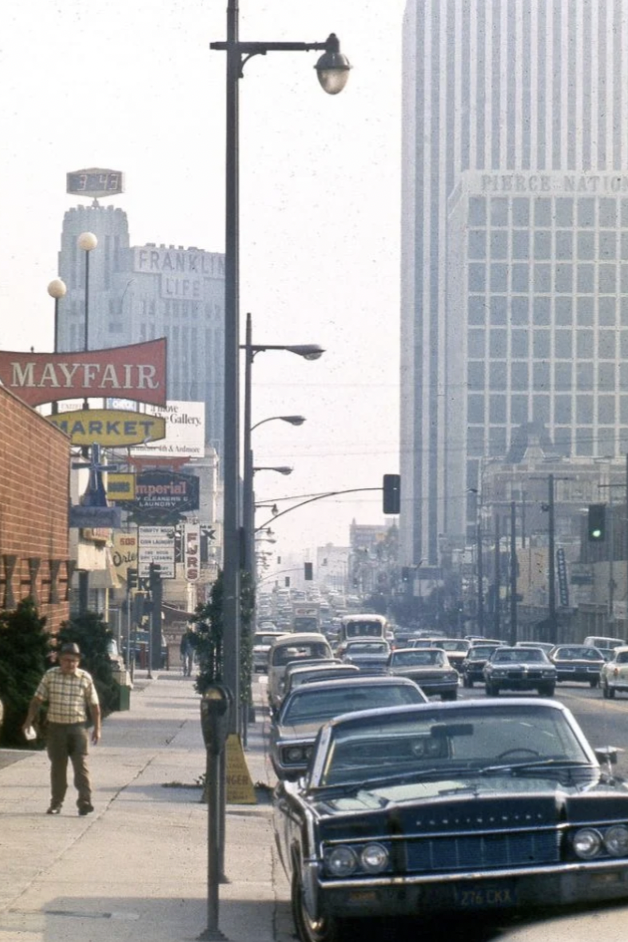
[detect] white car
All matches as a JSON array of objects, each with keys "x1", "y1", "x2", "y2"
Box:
[{"x1": 601, "y1": 646, "x2": 628, "y2": 699}]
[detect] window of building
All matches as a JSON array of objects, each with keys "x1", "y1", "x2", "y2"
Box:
[
  {"x1": 554, "y1": 396, "x2": 571, "y2": 424},
  {"x1": 532, "y1": 396, "x2": 550, "y2": 422},
  {"x1": 489, "y1": 295, "x2": 507, "y2": 324},
  {"x1": 511, "y1": 264, "x2": 529, "y2": 291},
  {"x1": 511, "y1": 296, "x2": 529, "y2": 324},
  {"x1": 468, "y1": 296, "x2": 486, "y2": 324},
  {"x1": 489, "y1": 395, "x2": 506, "y2": 422},
  {"x1": 533, "y1": 297, "x2": 551, "y2": 325},
  {"x1": 512, "y1": 197, "x2": 530, "y2": 226},
  {"x1": 577, "y1": 265, "x2": 595, "y2": 293},
  {"x1": 599, "y1": 265, "x2": 617, "y2": 293},
  {"x1": 534, "y1": 264, "x2": 551, "y2": 292},
  {"x1": 576, "y1": 397, "x2": 593, "y2": 423},
  {"x1": 469, "y1": 230, "x2": 486, "y2": 259},
  {"x1": 489, "y1": 328, "x2": 507, "y2": 357},
  {"x1": 621, "y1": 265, "x2": 628, "y2": 293},
  {"x1": 490, "y1": 198, "x2": 509, "y2": 226},
  {"x1": 467, "y1": 394, "x2": 485, "y2": 423},
  {"x1": 555, "y1": 264, "x2": 573, "y2": 293},
  {"x1": 511, "y1": 330, "x2": 529, "y2": 357},
  {"x1": 598, "y1": 331, "x2": 616, "y2": 359},
  {"x1": 577, "y1": 232, "x2": 595, "y2": 260},
  {"x1": 533, "y1": 331, "x2": 550, "y2": 359},
  {"x1": 621, "y1": 233, "x2": 628, "y2": 260},
  {"x1": 468, "y1": 329, "x2": 485, "y2": 357},
  {"x1": 534, "y1": 231, "x2": 551, "y2": 259},
  {"x1": 555, "y1": 297, "x2": 573, "y2": 325},
  {"x1": 599, "y1": 198, "x2": 617, "y2": 228},
  {"x1": 620, "y1": 397, "x2": 628, "y2": 423},
  {"x1": 533, "y1": 361, "x2": 550, "y2": 389},
  {"x1": 599, "y1": 230, "x2": 617, "y2": 259},
  {"x1": 488, "y1": 426, "x2": 507, "y2": 456},
  {"x1": 554, "y1": 428, "x2": 571, "y2": 455},
  {"x1": 577, "y1": 198, "x2": 596, "y2": 227},
  {"x1": 576, "y1": 362, "x2": 594, "y2": 390},
  {"x1": 467, "y1": 426, "x2": 486, "y2": 457},
  {"x1": 108, "y1": 322, "x2": 123, "y2": 333},
  {"x1": 597, "y1": 429, "x2": 616, "y2": 456},
  {"x1": 555, "y1": 198, "x2": 574, "y2": 227},
  {"x1": 489, "y1": 360, "x2": 507, "y2": 389},
  {"x1": 621, "y1": 200, "x2": 628, "y2": 227},
  {"x1": 555, "y1": 362, "x2": 572, "y2": 391},
  {"x1": 576, "y1": 330, "x2": 594, "y2": 358},
  {"x1": 512, "y1": 230, "x2": 529, "y2": 259},
  {"x1": 468, "y1": 361, "x2": 485, "y2": 389},
  {"x1": 510, "y1": 396, "x2": 529, "y2": 424},
  {"x1": 575, "y1": 430, "x2": 593, "y2": 456},
  {"x1": 599, "y1": 296, "x2": 616, "y2": 325},
  {"x1": 490, "y1": 264, "x2": 508, "y2": 292},
  {"x1": 469, "y1": 197, "x2": 487, "y2": 226},
  {"x1": 620, "y1": 331, "x2": 628, "y2": 358},
  {"x1": 598, "y1": 398, "x2": 616, "y2": 424},
  {"x1": 490, "y1": 231, "x2": 508, "y2": 258},
  {"x1": 469, "y1": 264, "x2": 486, "y2": 292},
  {"x1": 534, "y1": 199, "x2": 552, "y2": 227},
  {"x1": 621, "y1": 364, "x2": 628, "y2": 389},
  {"x1": 511, "y1": 362, "x2": 528, "y2": 390},
  {"x1": 555, "y1": 331, "x2": 572, "y2": 358},
  {"x1": 577, "y1": 296, "x2": 594, "y2": 325},
  {"x1": 555, "y1": 231, "x2": 573, "y2": 259}
]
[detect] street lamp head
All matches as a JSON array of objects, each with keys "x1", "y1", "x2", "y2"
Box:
[
  {"x1": 279, "y1": 415, "x2": 306, "y2": 426},
  {"x1": 253, "y1": 466, "x2": 293, "y2": 476},
  {"x1": 315, "y1": 34, "x2": 351, "y2": 95},
  {"x1": 285, "y1": 344, "x2": 325, "y2": 360},
  {"x1": 77, "y1": 231, "x2": 98, "y2": 252},
  {"x1": 47, "y1": 278, "x2": 67, "y2": 300}
]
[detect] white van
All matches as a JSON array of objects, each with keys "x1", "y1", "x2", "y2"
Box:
[
  {"x1": 584, "y1": 635, "x2": 626, "y2": 653},
  {"x1": 267, "y1": 633, "x2": 332, "y2": 711}
]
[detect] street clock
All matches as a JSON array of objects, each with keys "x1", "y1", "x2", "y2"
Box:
[{"x1": 66, "y1": 168, "x2": 124, "y2": 199}]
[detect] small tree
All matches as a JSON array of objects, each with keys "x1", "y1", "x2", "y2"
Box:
[
  {"x1": 192, "y1": 571, "x2": 224, "y2": 694},
  {"x1": 0, "y1": 598, "x2": 50, "y2": 747},
  {"x1": 56, "y1": 612, "x2": 119, "y2": 716}
]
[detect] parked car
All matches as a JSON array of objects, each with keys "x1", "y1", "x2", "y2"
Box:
[
  {"x1": 122, "y1": 630, "x2": 168, "y2": 669},
  {"x1": 267, "y1": 633, "x2": 333, "y2": 712},
  {"x1": 460, "y1": 643, "x2": 500, "y2": 688},
  {"x1": 483, "y1": 646, "x2": 556, "y2": 697},
  {"x1": 274, "y1": 698, "x2": 628, "y2": 939},
  {"x1": 550, "y1": 644, "x2": 605, "y2": 687},
  {"x1": 387, "y1": 647, "x2": 459, "y2": 700},
  {"x1": 601, "y1": 646, "x2": 628, "y2": 699},
  {"x1": 340, "y1": 639, "x2": 391, "y2": 672},
  {"x1": 270, "y1": 675, "x2": 426, "y2": 780},
  {"x1": 252, "y1": 630, "x2": 287, "y2": 673}
]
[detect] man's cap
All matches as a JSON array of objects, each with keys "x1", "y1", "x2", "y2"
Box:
[{"x1": 60, "y1": 642, "x2": 81, "y2": 656}]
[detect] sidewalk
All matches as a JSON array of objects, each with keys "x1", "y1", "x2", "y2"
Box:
[{"x1": 0, "y1": 671, "x2": 291, "y2": 942}]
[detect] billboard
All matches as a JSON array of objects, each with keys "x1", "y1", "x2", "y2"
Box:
[
  {"x1": 130, "y1": 401, "x2": 205, "y2": 458},
  {"x1": 138, "y1": 526, "x2": 176, "y2": 578},
  {"x1": 47, "y1": 409, "x2": 166, "y2": 447},
  {"x1": 0, "y1": 338, "x2": 167, "y2": 407},
  {"x1": 127, "y1": 470, "x2": 200, "y2": 525},
  {"x1": 184, "y1": 523, "x2": 201, "y2": 582}
]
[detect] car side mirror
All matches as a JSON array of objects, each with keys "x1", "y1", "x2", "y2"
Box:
[{"x1": 595, "y1": 746, "x2": 621, "y2": 766}]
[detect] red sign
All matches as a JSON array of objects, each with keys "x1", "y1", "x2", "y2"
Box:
[{"x1": 0, "y1": 338, "x2": 167, "y2": 407}]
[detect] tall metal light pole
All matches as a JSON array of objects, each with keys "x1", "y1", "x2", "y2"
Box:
[
  {"x1": 77, "y1": 231, "x2": 98, "y2": 410},
  {"x1": 47, "y1": 278, "x2": 67, "y2": 415},
  {"x1": 211, "y1": 12, "x2": 350, "y2": 739}
]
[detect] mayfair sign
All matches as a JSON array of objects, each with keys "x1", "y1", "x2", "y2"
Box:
[
  {"x1": 48, "y1": 409, "x2": 166, "y2": 447},
  {"x1": 0, "y1": 338, "x2": 167, "y2": 407}
]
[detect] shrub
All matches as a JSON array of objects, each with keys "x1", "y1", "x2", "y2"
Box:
[{"x1": 0, "y1": 598, "x2": 50, "y2": 747}]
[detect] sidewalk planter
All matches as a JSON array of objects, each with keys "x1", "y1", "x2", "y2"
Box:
[{"x1": 111, "y1": 670, "x2": 132, "y2": 711}]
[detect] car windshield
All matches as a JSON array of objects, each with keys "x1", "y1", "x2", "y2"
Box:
[
  {"x1": 554, "y1": 647, "x2": 602, "y2": 661},
  {"x1": 281, "y1": 684, "x2": 423, "y2": 724},
  {"x1": 438, "y1": 641, "x2": 469, "y2": 652},
  {"x1": 345, "y1": 622, "x2": 384, "y2": 638},
  {"x1": 345, "y1": 642, "x2": 388, "y2": 655},
  {"x1": 391, "y1": 650, "x2": 446, "y2": 667},
  {"x1": 614, "y1": 651, "x2": 628, "y2": 664},
  {"x1": 318, "y1": 704, "x2": 590, "y2": 787},
  {"x1": 271, "y1": 643, "x2": 330, "y2": 666},
  {"x1": 492, "y1": 649, "x2": 547, "y2": 663},
  {"x1": 254, "y1": 634, "x2": 282, "y2": 646},
  {"x1": 468, "y1": 646, "x2": 497, "y2": 659}
]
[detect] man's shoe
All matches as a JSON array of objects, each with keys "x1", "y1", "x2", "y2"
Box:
[
  {"x1": 78, "y1": 804, "x2": 94, "y2": 816},
  {"x1": 46, "y1": 804, "x2": 62, "y2": 815}
]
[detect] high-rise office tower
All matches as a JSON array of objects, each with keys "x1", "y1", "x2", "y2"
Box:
[
  {"x1": 55, "y1": 204, "x2": 225, "y2": 456},
  {"x1": 401, "y1": 0, "x2": 628, "y2": 565}
]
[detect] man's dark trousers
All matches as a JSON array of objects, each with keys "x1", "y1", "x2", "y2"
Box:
[{"x1": 46, "y1": 722, "x2": 92, "y2": 809}]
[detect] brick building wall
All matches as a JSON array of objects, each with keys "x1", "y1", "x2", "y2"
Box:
[{"x1": 0, "y1": 387, "x2": 70, "y2": 632}]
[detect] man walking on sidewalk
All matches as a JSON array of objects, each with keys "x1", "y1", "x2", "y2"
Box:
[{"x1": 22, "y1": 642, "x2": 101, "y2": 816}]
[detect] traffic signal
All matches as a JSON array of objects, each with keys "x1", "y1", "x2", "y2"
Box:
[
  {"x1": 304, "y1": 562, "x2": 313, "y2": 581},
  {"x1": 587, "y1": 504, "x2": 606, "y2": 541},
  {"x1": 127, "y1": 567, "x2": 138, "y2": 590},
  {"x1": 383, "y1": 474, "x2": 401, "y2": 514}
]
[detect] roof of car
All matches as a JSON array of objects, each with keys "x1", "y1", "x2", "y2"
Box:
[{"x1": 287, "y1": 675, "x2": 423, "y2": 695}]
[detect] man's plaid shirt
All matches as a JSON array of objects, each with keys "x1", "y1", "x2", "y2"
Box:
[{"x1": 35, "y1": 667, "x2": 99, "y2": 724}]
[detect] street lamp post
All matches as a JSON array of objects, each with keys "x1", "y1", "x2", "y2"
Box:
[
  {"x1": 211, "y1": 6, "x2": 350, "y2": 745},
  {"x1": 47, "y1": 278, "x2": 67, "y2": 415},
  {"x1": 77, "y1": 231, "x2": 98, "y2": 410}
]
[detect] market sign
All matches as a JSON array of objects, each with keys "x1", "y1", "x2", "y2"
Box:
[
  {"x1": 127, "y1": 470, "x2": 200, "y2": 525},
  {"x1": 0, "y1": 338, "x2": 167, "y2": 407},
  {"x1": 47, "y1": 409, "x2": 166, "y2": 447}
]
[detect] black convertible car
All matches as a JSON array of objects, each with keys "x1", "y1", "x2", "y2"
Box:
[{"x1": 274, "y1": 698, "x2": 628, "y2": 942}]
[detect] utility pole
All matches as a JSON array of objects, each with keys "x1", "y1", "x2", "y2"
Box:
[
  {"x1": 476, "y1": 520, "x2": 485, "y2": 635},
  {"x1": 494, "y1": 514, "x2": 501, "y2": 638},
  {"x1": 547, "y1": 474, "x2": 557, "y2": 646},
  {"x1": 509, "y1": 501, "x2": 517, "y2": 646}
]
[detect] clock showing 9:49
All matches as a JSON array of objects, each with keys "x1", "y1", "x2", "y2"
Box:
[{"x1": 66, "y1": 168, "x2": 124, "y2": 199}]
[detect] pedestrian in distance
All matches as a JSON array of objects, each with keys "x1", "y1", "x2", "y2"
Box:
[
  {"x1": 180, "y1": 629, "x2": 196, "y2": 677},
  {"x1": 22, "y1": 642, "x2": 101, "y2": 816}
]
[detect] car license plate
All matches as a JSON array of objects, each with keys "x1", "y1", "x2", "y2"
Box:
[{"x1": 453, "y1": 882, "x2": 517, "y2": 908}]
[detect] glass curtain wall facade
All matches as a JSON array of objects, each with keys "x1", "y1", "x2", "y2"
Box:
[{"x1": 401, "y1": 0, "x2": 628, "y2": 565}]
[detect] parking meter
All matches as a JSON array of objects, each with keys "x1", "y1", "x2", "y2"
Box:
[{"x1": 200, "y1": 684, "x2": 233, "y2": 755}]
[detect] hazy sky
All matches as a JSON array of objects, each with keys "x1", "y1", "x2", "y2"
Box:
[{"x1": 0, "y1": 0, "x2": 406, "y2": 560}]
